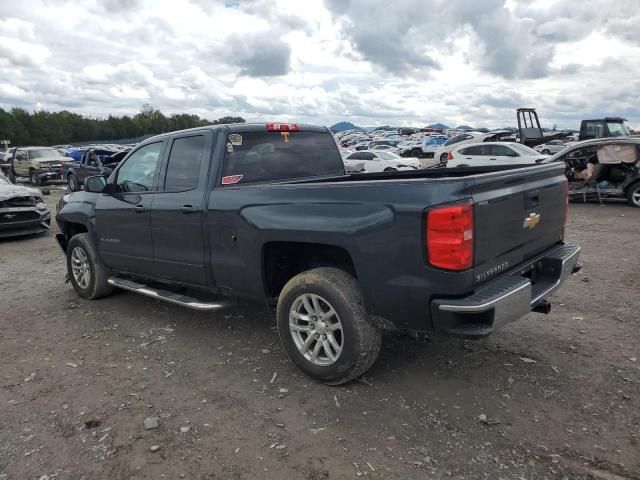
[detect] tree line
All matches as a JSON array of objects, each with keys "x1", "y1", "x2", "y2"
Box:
[{"x1": 0, "y1": 104, "x2": 245, "y2": 146}]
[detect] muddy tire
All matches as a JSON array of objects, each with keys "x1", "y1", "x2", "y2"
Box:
[
  {"x1": 277, "y1": 267, "x2": 382, "y2": 385},
  {"x1": 627, "y1": 182, "x2": 640, "y2": 208},
  {"x1": 66, "y1": 233, "x2": 113, "y2": 300}
]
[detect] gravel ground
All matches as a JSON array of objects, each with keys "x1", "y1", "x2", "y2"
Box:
[{"x1": 0, "y1": 187, "x2": 638, "y2": 480}]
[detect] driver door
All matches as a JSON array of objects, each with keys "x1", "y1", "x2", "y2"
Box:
[{"x1": 94, "y1": 141, "x2": 165, "y2": 275}]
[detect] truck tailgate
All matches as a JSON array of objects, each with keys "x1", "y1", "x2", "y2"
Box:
[{"x1": 472, "y1": 164, "x2": 566, "y2": 285}]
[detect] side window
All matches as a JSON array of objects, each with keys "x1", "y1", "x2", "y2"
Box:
[
  {"x1": 116, "y1": 142, "x2": 163, "y2": 193},
  {"x1": 362, "y1": 152, "x2": 375, "y2": 160},
  {"x1": 15, "y1": 150, "x2": 27, "y2": 161},
  {"x1": 348, "y1": 152, "x2": 364, "y2": 160},
  {"x1": 463, "y1": 146, "x2": 487, "y2": 156},
  {"x1": 492, "y1": 145, "x2": 516, "y2": 156},
  {"x1": 164, "y1": 135, "x2": 206, "y2": 191}
]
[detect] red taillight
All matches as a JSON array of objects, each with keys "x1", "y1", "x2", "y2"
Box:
[
  {"x1": 267, "y1": 122, "x2": 300, "y2": 132},
  {"x1": 447, "y1": 151, "x2": 454, "y2": 161},
  {"x1": 426, "y1": 202, "x2": 474, "y2": 270},
  {"x1": 563, "y1": 178, "x2": 569, "y2": 225}
]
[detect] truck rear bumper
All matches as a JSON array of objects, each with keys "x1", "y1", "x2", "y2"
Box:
[{"x1": 430, "y1": 243, "x2": 580, "y2": 338}]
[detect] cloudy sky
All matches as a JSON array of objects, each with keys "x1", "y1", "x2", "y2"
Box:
[{"x1": 1, "y1": 0, "x2": 639, "y2": 129}]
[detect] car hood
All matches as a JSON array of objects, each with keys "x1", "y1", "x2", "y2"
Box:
[{"x1": 0, "y1": 184, "x2": 42, "y2": 201}]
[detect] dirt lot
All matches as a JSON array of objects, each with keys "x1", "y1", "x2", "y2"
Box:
[{"x1": 0, "y1": 187, "x2": 638, "y2": 480}]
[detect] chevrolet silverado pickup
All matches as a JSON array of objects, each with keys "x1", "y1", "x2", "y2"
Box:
[{"x1": 55, "y1": 123, "x2": 580, "y2": 384}]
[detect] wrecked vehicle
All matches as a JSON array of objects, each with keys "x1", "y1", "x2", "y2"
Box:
[
  {"x1": 545, "y1": 137, "x2": 640, "y2": 207},
  {"x1": 9, "y1": 147, "x2": 73, "y2": 185},
  {"x1": 56, "y1": 122, "x2": 580, "y2": 384},
  {"x1": 65, "y1": 148, "x2": 129, "y2": 192},
  {"x1": 0, "y1": 172, "x2": 50, "y2": 238}
]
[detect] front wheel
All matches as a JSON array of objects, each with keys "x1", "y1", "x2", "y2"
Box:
[
  {"x1": 277, "y1": 267, "x2": 382, "y2": 385},
  {"x1": 383, "y1": 167, "x2": 397, "y2": 172},
  {"x1": 66, "y1": 233, "x2": 114, "y2": 299},
  {"x1": 627, "y1": 182, "x2": 640, "y2": 208},
  {"x1": 30, "y1": 170, "x2": 41, "y2": 186},
  {"x1": 542, "y1": 149, "x2": 551, "y2": 155}
]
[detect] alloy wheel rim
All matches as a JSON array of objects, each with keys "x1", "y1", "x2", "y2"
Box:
[
  {"x1": 633, "y1": 189, "x2": 640, "y2": 206},
  {"x1": 289, "y1": 293, "x2": 343, "y2": 366},
  {"x1": 69, "y1": 176, "x2": 76, "y2": 190},
  {"x1": 70, "y1": 247, "x2": 90, "y2": 289}
]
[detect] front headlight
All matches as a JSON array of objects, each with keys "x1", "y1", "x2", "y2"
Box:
[{"x1": 36, "y1": 200, "x2": 47, "y2": 210}]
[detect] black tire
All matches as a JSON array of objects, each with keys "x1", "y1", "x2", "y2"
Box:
[
  {"x1": 66, "y1": 233, "x2": 114, "y2": 300},
  {"x1": 30, "y1": 170, "x2": 41, "y2": 186},
  {"x1": 627, "y1": 182, "x2": 640, "y2": 208},
  {"x1": 68, "y1": 174, "x2": 79, "y2": 192},
  {"x1": 8, "y1": 170, "x2": 16, "y2": 184},
  {"x1": 410, "y1": 149, "x2": 422, "y2": 157},
  {"x1": 383, "y1": 167, "x2": 397, "y2": 172},
  {"x1": 439, "y1": 153, "x2": 448, "y2": 165},
  {"x1": 277, "y1": 267, "x2": 382, "y2": 385},
  {"x1": 541, "y1": 149, "x2": 550, "y2": 155}
]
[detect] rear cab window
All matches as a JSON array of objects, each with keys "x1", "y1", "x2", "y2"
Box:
[{"x1": 221, "y1": 129, "x2": 344, "y2": 184}]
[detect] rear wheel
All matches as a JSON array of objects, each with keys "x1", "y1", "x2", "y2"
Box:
[
  {"x1": 277, "y1": 267, "x2": 382, "y2": 385},
  {"x1": 627, "y1": 182, "x2": 640, "y2": 208},
  {"x1": 439, "y1": 153, "x2": 448, "y2": 165},
  {"x1": 68, "y1": 174, "x2": 79, "y2": 192},
  {"x1": 542, "y1": 149, "x2": 551, "y2": 155},
  {"x1": 66, "y1": 233, "x2": 114, "y2": 299},
  {"x1": 383, "y1": 167, "x2": 397, "y2": 172},
  {"x1": 410, "y1": 149, "x2": 422, "y2": 157}
]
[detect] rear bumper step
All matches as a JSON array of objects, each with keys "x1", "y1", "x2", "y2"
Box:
[
  {"x1": 431, "y1": 243, "x2": 580, "y2": 338},
  {"x1": 107, "y1": 277, "x2": 234, "y2": 311}
]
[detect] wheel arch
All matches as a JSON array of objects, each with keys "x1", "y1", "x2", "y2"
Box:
[{"x1": 262, "y1": 241, "x2": 357, "y2": 300}]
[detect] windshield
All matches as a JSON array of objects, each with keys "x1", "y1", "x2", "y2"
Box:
[
  {"x1": 510, "y1": 143, "x2": 542, "y2": 156},
  {"x1": 30, "y1": 149, "x2": 62, "y2": 159},
  {"x1": 376, "y1": 151, "x2": 400, "y2": 160},
  {"x1": 607, "y1": 122, "x2": 630, "y2": 137}
]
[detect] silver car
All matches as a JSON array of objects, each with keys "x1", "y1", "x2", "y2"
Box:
[{"x1": 534, "y1": 140, "x2": 568, "y2": 155}]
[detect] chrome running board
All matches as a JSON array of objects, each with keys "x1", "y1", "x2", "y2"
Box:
[{"x1": 107, "y1": 277, "x2": 233, "y2": 311}]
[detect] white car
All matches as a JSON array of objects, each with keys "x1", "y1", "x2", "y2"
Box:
[
  {"x1": 533, "y1": 139, "x2": 568, "y2": 155},
  {"x1": 433, "y1": 132, "x2": 502, "y2": 165},
  {"x1": 344, "y1": 151, "x2": 420, "y2": 173},
  {"x1": 446, "y1": 142, "x2": 548, "y2": 167}
]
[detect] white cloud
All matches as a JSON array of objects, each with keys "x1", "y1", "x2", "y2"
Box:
[{"x1": 0, "y1": 0, "x2": 637, "y2": 130}]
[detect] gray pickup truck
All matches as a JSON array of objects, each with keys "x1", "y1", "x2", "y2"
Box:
[{"x1": 55, "y1": 123, "x2": 580, "y2": 384}]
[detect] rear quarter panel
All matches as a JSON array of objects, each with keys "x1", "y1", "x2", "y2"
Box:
[{"x1": 208, "y1": 177, "x2": 477, "y2": 331}]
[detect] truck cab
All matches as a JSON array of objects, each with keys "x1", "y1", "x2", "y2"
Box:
[{"x1": 579, "y1": 117, "x2": 630, "y2": 141}]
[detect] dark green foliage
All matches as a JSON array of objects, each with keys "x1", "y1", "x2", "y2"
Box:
[{"x1": 0, "y1": 104, "x2": 245, "y2": 146}]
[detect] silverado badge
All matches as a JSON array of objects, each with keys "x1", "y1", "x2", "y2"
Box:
[{"x1": 523, "y1": 212, "x2": 541, "y2": 230}]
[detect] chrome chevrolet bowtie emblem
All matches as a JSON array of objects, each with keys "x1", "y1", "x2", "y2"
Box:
[{"x1": 523, "y1": 212, "x2": 541, "y2": 230}]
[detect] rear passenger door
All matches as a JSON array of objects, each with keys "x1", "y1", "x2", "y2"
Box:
[{"x1": 148, "y1": 131, "x2": 213, "y2": 286}]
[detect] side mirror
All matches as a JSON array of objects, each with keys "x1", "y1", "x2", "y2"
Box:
[{"x1": 84, "y1": 175, "x2": 107, "y2": 193}]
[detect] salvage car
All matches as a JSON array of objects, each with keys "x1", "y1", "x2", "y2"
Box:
[
  {"x1": 9, "y1": 147, "x2": 73, "y2": 185},
  {"x1": 446, "y1": 142, "x2": 548, "y2": 167},
  {"x1": 66, "y1": 148, "x2": 129, "y2": 192},
  {"x1": 344, "y1": 150, "x2": 420, "y2": 172},
  {"x1": 534, "y1": 140, "x2": 568, "y2": 155},
  {"x1": 0, "y1": 172, "x2": 50, "y2": 237},
  {"x1": 545, "y1": 137, "x2": 640, "y2": 207},
  {"x1": 433, "y1": 132, "x2": 510, "y2": 165},
  {"x1": 55, "y1": 122, "x2": 580, "y2": 384}
]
